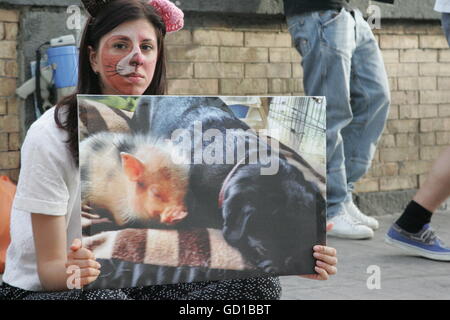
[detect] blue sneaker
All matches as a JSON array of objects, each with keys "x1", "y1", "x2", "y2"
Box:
[{"x1": 385, "y1": 223, "x2": 450, "y2": 261}]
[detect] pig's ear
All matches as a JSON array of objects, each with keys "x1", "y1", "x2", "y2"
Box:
[
  {"x1": 161, "y1": 208, "x2": 188, "y2": 224},
  {"x1": 170, "y1": 210, "x2": 188, "y2": 223},
  {"x1": 121, "y1": 152, "x2": 145, "y2": 181}
]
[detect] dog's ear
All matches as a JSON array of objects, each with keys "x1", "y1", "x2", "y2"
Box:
[{"x1": 222, "y1": 194, "x2": 256, "y2": 247}]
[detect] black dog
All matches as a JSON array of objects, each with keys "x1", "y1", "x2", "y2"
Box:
[{"x1": 131, "y1": 96, "x2": 326, "y2": 275}]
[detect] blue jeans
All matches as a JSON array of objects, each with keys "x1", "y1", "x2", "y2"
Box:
[
  {"x1": 287, "y1": 8, "x2": 390, "y2": 218},
  {"x1": 443, "y1": 13, "x2": 450, "y2": 46}
]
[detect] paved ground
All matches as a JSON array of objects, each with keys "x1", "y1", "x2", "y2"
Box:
[
  {"x1": 2, "y1": 212, "x2": 449, "y2": 299},
  {"x1": 280, "y1": 211, "x2": 450, "y2": 300}
]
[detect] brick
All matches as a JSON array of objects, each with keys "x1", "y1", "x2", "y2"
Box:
[
  {"x1": 245, "y1": 32, "x2": 291, "y2": 48},
  {"x1": 438, "y1": 77, "x2": 450, "y2": 90},
  {"x1": 0, "y1": 133, "x2": 7, "y2": 151},
  {"x1": 0, "y1": 41, "x2": 16, "y2": 59},
  {"x1": 270, "y1": 48, "x2": 301, "y2": 63},
  {"x1": 384, "y1": 63, "x2": 418, "y2": 77},
  {"x1": 388, "y1": 105, "x2": 399, "y2": 120},
  {"x1": 0, "y1": 23, "x2": 3, "y2": 40},
  {"x1": 388, "y1": 77, "x2": 397, "y2": 90},
  {"x1": 399, "y1": 49, "x2": 437, "y2": 63},
  {"x1": 245, "y1": 63, "x2": 291, "y2": 78},
  {"x1": 420, "y1": 90, "x2": 450, "y2": 104},
  {"x1": 439, "y1": 105, "x2": 450, "y2": 117},
  {"x1": 419, "y1": 35, "x2": 449, "y2": 49},
  {"x1": 0, "y1": 151, "x2": 20, "y2": 169},
  {"x1": 0, "y1": 60, "x2": 4, "y2": 76},
  {"x1": 419, "y1": 63, "x2": 450, "y2": 76},
  {"x1": 7, "y1": 97, "x2": 18, "y2": 115},
  {"x1": 4, "y1": 23, "x2": 18, "y2": 40},
  {"x1": 167, "y1": 46, "x2": 219, "y2": 62},
  {"x1": 220, "y1": 47, "x2": 268, "y2": 63},
  {"x1": 221, "y1": 79, "x2": 268, "y2": 95},
  {"x1": 380, "y1": 176, "x2": 417, "y2": 191},
  {"x1": 354, "y1": 178, "x2": 379, "y2": 193},
  {"x1": 399, "y1": 104, "x2": 438, "y2": 119},
  {"x1": 396, "y1": 133, "x2": 419, "y2": 147},
  {"x1": 165, "y1": 30, "x2": 192, "y2": 46},
  {"x1": 0, "y1": 97, "x2": 6, "y2": 114},
  {"x1": 420, "y1": 118, "x2": 450, "y2": 132},
  {"x1": 390, "y1": 91, "x2": 419, "y2": 105},
  {"x1": 195, "y1": 63, "x2": 244, "y2": 78},
  {"x1": 420, "y1": 145, "x2": 449, "y2": 160},
  {"x1": 0, "y1": 115, "x2": 19, "y2": 133},
  {"x1": 4, "y1": 60, "x2": 17, "y2": 77},
  {"x1": 419, "y1": 174, "x2": 428, "y2": 188},
  {"x1": 379, "y1": 146, "x2": 419, "y2": 162},
  {"x1": 292, "y1": 63, "x2": 303, "y2": 78},
  {"x1": 379, "y1": 134, "x2": 396, "y2": 148},
  {"x1": 440, "y1": 50, "x2": 450, "y2": 62},
  {"x1": 367, "y1": 162, "x2": 399, "y2": 177},
  {"x1": 380, "y1": 35, "x2": 418, "y2": 49},
  {"x1": 167, "y1": 79, "x2": 218, "y2": 95},
  {"x1": 420, "y1": 132, "x2": 435, "y2": 146},
  {"x1": 193, "y1": 30, "x2": 243, "y2": 47},
  {"x1": 0, "y1": 9, "x2": 19, "y2": 22},
  {"x1": 0, "y1": 78, "x2": 16, "y2": 96},
  {"x1": 381, "y1": 49, "x2": 399, "y2": 63},
  {"x1": 374, "y1": 24, "x2": 404, "y2": 35},
  {"x1": 8, "y1": 132, "x2": 19, "y2": 150},
  {"x1": 404, "y1": 24, "x2": 441, "y2": 35},
  {"x1": 397, "y1": 77, "x2": 436, "y2": 90},
  {"x1": 268, "y1": 78, "x2": 302, "y2": 94},
  {"x1": 436, "y1": 132, "x2": 450, "y2": 145},
  {"x1": 166, "y1": 62, "x2": 193, "y2": 79},
  {"x1": 398, "y1": 160, "x2": 432, "y2": 175}
]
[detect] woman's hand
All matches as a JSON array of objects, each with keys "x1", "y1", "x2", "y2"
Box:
[
  {"x1": 65, "y1": 238, "x2": 101, "y2": 288},
  {"x1": 301, "y1": 245, "x2": 338, "y2": 280},
  {"x1": 299, "y1": 223, "x2": 338, "y2": 281}
]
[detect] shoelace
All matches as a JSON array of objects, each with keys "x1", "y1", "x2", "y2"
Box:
[
  {"x1": 420, "y1": 228, "x2": 438, "y2": 244},
  {"x1": 341, "y1": 212, "x2": 364, "y2": 227}
]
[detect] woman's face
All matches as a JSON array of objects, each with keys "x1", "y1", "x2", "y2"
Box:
[{"x1": 89, "y1": 18, "x2": 159, "y2": 95}]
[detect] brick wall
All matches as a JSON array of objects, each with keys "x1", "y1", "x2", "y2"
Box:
[
  {"x1": 0, "y1": 11, "x2": 449, "y2": 194},
  {"x1": 165, "y1": 19, "x2": 450, "y2": 194},
  {"x1": 0, "y1": 8, "x2": 20, "y2": 183}
]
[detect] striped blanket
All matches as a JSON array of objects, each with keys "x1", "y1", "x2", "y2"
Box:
[{"x1": 83, "y1": 227, "x2": 253, "y2": 271}]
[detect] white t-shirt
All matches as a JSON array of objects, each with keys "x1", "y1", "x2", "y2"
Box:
[
  {"x1": 435, "y1": 0, "x2": 450, "y2": 13},
  {"x1": 2, "y1": 106, "x2": 81, "y2": 291}
]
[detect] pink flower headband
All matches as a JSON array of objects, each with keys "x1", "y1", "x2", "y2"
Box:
[{"x1": 81, "y1": 0, "x2": 184, "y2": 33}]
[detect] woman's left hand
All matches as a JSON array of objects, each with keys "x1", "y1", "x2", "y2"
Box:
[{"x1": 299, "y1": 223, "x2": 338, "y2": 281}]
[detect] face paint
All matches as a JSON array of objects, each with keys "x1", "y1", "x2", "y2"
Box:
[{"x1": 92, "y1": 19, "x2": 159, "y2": 95}]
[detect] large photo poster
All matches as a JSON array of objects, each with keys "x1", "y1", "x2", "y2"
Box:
[{"x1": 77, "y1": 95, "x2": 327, "y2": 289}]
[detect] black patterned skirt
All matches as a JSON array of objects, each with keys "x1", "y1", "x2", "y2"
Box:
[{"x1": 0, "y1": 276, "x2": 281, "y2": 300}]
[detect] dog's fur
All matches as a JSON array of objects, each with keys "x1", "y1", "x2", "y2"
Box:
[{"x1": 131, "y1": 97, "x2": 326, "y2": 274}]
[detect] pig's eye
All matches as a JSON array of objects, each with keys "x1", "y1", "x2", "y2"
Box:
[{"x1": 137, "y1": 181, "x2": 146, "y2": 189}]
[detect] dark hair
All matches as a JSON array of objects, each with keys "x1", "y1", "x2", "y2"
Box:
[{"x1": 55, "y1": 0, "x2": 167, "y2": 165}]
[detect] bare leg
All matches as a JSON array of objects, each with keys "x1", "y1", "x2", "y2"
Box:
[{"x1": 413, "y1": 147, "x2": 450, "y2": 213}]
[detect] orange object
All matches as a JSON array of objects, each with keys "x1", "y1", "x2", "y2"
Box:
[{"x1": 0, "y1": 175, "x2": 16, "y2": 274}]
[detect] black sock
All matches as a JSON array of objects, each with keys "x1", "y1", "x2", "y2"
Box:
[{"x1": 395, "y1": 200, "x2": 433, "y2": 233}]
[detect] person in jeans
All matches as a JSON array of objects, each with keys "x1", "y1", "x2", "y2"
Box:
[
  {"x1": 384, "y1": 0, "x2": 450, "y2": 261},
  {"x1": 284, "y1": 0, "x2": 391, "y2": 239}
]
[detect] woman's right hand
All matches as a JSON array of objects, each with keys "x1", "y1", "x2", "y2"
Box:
[{"x1": 65, "y1": 238, "x2": 101, "y2": 288}]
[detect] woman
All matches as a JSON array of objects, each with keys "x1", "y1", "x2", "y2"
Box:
[{"x1": 0, "y1": 0, "x2": 337, "y2": 300}]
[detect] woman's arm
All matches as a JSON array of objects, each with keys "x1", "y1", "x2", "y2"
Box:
[
  {"x1": 31, "y1": 213, "x2": 71, "y2": 291},
  {"x1": 31, "y1": 213, "x2": 101, "y2": 291}
]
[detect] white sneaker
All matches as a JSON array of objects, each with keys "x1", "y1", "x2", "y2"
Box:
[
  {"x1": 345, "y1": 201, "x2": 379, "y2": 230},
  {"x1": 328, "y1": 212, "x2": 374, "y2": 240}
]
